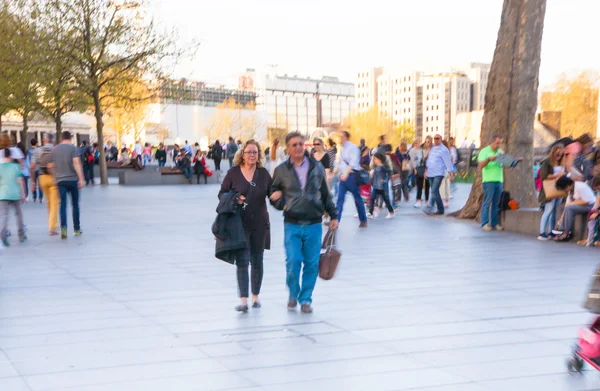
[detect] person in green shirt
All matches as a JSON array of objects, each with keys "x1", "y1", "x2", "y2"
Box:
[
  {"x1": 0, "y1": 148, "x2": 27, "y2": 246},
  {"x1": 478, "y1": 135, "x2": 505, "y2": 231}
]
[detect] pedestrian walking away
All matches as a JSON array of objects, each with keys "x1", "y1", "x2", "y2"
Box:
[
  {"x1": 0, "y1": 147, "x2": 27, "y2": 246},
  {"x1": 218, "y1": 140, "x2": 272, "y2": 313},
  {"x1": 226, "y1": 137, "x2": 238, "y2": 170},
  {"x1": 33, "y1": 134, "x2": 59, "y2": 236},
  {"x1": 28, "y1": 138, "x2": 44, "y2": 203},
  {"x1": 52, "y1": 131, "x2": 86, "y2": 239},
  {"x1": 368, "y1": 152, "x2": 395, "y2": 219},
  {"x1": 270, "y1": 132, "x2": 339, "y2": 314}
]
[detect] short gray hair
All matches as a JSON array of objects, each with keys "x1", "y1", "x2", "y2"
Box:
[{"x1": 285, "y1": 132, "x2": 304, "y2": 145}]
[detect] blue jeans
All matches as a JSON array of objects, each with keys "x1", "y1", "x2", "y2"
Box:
[
  {"x1": 32, "y1": 172, "x2": 43, "y2": 201},
  {"x1": 540, "y1": 198, "x2": 561, "y2": 234},
  {"x1": 181, "y1": 167, "x2": 192, "y2": 180},
  {"x1": 58, "y1": 181, "x2": 80, "y2": 230},
  {"x1": 158, "y1": 161, "x2": 166, "y2": 167},
  {"x1": 84, "y1": 164, "x2": 94, "y2": 184},
  {"x1": 284, "y1": 223, "x2": 322, "y2": 305},
  {"x1": 337, "y1": 173, "x2": 367, "y2": 222},
  {"x1": 427, "y1": 176, "x2": 444, "y2": 213},
  {"x1": 481, "y1": 182, "x2": 503, "y2": 227}
]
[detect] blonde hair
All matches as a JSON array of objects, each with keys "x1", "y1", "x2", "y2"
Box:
[{"x1": 234, "y1": 139, "x2": 264, "y2": 168}]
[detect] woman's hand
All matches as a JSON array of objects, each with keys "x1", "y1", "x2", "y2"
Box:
[
  {"x1": 269, "y1": 191, "x2": 282, "y2": 201},
  {"x1": 237, "y1": 195, "x2": 246, "y2": 205}
]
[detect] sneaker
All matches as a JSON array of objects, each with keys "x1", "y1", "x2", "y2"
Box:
[
  {"x1": 74, "y1": 229, "x2": 83, "y2": 237},
  {"x1": 551, "y1": 229, "x2": 563, "y2": 236},
  {"x1": 413, "y1": 201, "x2": 421, "y2": 208},
  {"x1": 385, "y1": 213, "x2": 395, "y2": 220},
  {"x1": 287, "y1": 300, "x2": 298, "y2": 311},
  {"x1": 353, "y1": 214, "x2": 359, "y2": 218},
  {"x1": 1, "y1": 237, "x2": 9, "y2": 247},
  {"x1": 482, "y1": 224, "x2": 493, "y2": 232},
  {"x1": 494, "y1": 225, "x2": 504, "y2": 231},
  {"x1": 538, "y1": 233, "x2": 549, "y2": 241},
  {"x1": 19, "y1": 235, "x2": 26, "y2": 243},
  {"x1": 301, "y1": 304, "x2": 313, "y2": 314},
  {"x1": 61, "y1": 228, "x2": 67, "y2": 239},
  {"x1": 235, "y1": 305, "x2": 248, "y2": 313},
  {"x1": 366, "y1": 213, "x2": 374, "y2": 219}
]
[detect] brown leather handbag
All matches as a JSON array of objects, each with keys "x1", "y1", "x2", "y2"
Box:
[{"x1": 319, "y1": 229, "x2": 341, "y2": 280}]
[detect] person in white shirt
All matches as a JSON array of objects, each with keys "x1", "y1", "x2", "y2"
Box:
[
  {"x1": 133, "y1": 141, "x2": 143, "y2": 163},
  {"x1": 554, "y1": 176, "x2": 596, "y2": 242},
  {"x1": 336, "y1": 131, "x2": 368, "y2": 228}
]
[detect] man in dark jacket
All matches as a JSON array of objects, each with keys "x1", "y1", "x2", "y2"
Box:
[{"x1": 269, "y1": 132, "x2": 338, "y2": 314}]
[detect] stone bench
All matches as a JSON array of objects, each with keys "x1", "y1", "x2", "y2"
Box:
[
  {"x1": 501, "y1": 206, "x2": 588, "y2": 241},
  {"x1": 118, "y1": 168, "x2": 221, "y2": 186},
  {"x1": 93, "y1": 163, "x2": 136, "y2": 178}
]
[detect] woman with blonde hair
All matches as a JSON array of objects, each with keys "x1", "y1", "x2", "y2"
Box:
[
  {"x1": 538, "y1": 144, "x2": 566, "y2": 240},
  {"x1": 219, "y1": 140, "x2": 273, "y2": 312}
]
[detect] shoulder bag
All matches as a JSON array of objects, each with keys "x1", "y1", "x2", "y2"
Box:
[{"x1": 319, "y1": 228, "x2": 341, "y2": 280}]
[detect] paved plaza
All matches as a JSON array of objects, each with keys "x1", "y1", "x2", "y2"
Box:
[{"x1": 0, "y1": 183, "x2": 599, "y2": 390}]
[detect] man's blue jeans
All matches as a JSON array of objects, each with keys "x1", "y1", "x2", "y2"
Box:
[
  {"x1": 337, "y1": 173, "x2": 367, "y2": 222},
  {"x1": 427, "y1": 176, "x2": 444, "y2": 213},
  {"x1": 58, "y1": 181, "x2": 80, "y2": 230},
  {"x1": 284, "y1": 223, "x2": 322, "y2": 305},
  {"x1": 181, "y1": 167, "x2": 192, "y2": 180},
  {"x1": 481, "y1": 182, "x2": 503, "y2": 227}
]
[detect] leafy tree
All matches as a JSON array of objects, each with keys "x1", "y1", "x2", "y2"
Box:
[
  {"x1": 49, "y1": 0, "x2": 191, "y2": 184},
  {"x1": 541, "y1": 71, "x2": 599, "y2": 139},
  {"x1": 343, "y1": 106, "x2": 415, "y2": 149}
]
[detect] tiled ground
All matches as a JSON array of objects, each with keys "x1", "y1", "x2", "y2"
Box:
[{"x1": 1, "y1": 182, "x2": 599, "y2": 390}]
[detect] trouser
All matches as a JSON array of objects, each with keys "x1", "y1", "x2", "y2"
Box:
[
  {"x1": 84, "y1": 164, "x2": 94, "y2": 184},
  {"x1": 214, "y1": 159, "x2": 222, "y2": 171},
  {"x1": 427, "y1": 176, "x2": 445, "y2": 213},
  {"x1": 58, "y1": 181, "x2": 80, "y2": 231},
  {"x1": 587, "y1": 219, "x2": 599, "y2": 246},
  {"x1": 39, "y1": 174, "x2": 59, "y2": 232},
  {"x1": 181, "y1": 167, "x2": 192, "y2": 180},
  {"x1": 235, "y1": 239, "x2": 264, "y2": 298},
  {"x1": 23, "y1": 176, "x2": 30, "y2": 199},
  {"x1": 440, "y1": 174, "x2": 450, "y2": 202},
  {"x1": 158, "y1": 161, "x2": 166, "y2": 167},
  {"x1": 0, "y1": 200, "x2": 25, "y2": 240},
  {"x1": 416, "y1": 175, "x2": 429, "y2": 201},
  {"x1": 32, "y1": 172, "x2": 43, "y2": 201},
  {"x1": 284, "y1": 222, "x2": 322, "y2": 305},
  {"x1": 540, "y1": 198, "x2": 561, "y2": 234},
  {"x1": 559, "y1": 204, "x2": 592, "y2": 233},
  {"x1": 400, "y1": 170, "x2": 410, "y2": 200},
  {"x1": 196, "y1": 173, "x2": 208, "y2": 184},
  {"x1": 481, "y1": 182, "x2": 503, "y2": 227},
  {"x1": 369, "y1": 189, "x2": 393, "y2": 214},
  {"x1": 337, "y1": 173, "x2": 367, "y2": 222},
  {"x1": 228, "y1": 157, "x2": 234, "y2": 169}
]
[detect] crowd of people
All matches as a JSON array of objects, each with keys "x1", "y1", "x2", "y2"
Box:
[
  {"x1": 534, "y1": 133, "x2": 600, "y2": 245},
  {"x1": 215, "y1": 130, "x2": 463, "y2": 314},
  {"x1": 0, "y1": 131, "x2": 85, "y2": 245}
]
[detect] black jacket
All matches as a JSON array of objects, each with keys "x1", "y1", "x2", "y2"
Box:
[
  {"x1": 270, "y1": 157, "x2": 338, "y2": 225},
  {"x1": 213, "y1": 190, "x2": 246, "y2": 264}
]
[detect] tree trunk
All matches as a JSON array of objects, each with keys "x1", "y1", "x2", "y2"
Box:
[
  {"x1": 451, "y1": 0, "x2": 547, "y2": 219},
  {"x1": 55, "y1": 98, "x2": 63, "y2": 141},
  {"x1": 93, "y1": 90, "x2": 108, "y2": 185}
]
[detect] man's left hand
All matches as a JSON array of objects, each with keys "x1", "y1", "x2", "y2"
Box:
[{"x1": 329, "y1": 219, "x2": 339, "y2": 230}]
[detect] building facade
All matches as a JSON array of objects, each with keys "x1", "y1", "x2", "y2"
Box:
[
  {"x1": 253, "y1": 73, "x2": 354, "y2": 135},
  {"x1": 356, "y1": 67, "x2": 383, "y2": 112},
  {"x1": 462, "y1": 62, "x2": 491, "y2": 111}
]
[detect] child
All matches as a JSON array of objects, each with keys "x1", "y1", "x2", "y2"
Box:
[
  {"x1": 368, "y1": 152, "x2": 394, "y2": 219},
  {"x1": 0, "y1": 148, "x2": 27, "y2": 246}
]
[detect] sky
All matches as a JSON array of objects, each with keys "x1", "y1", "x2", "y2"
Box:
[{"x1": 147, "y1": 0, "x2": 600, "y2": 90}]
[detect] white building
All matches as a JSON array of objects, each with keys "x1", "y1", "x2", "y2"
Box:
[
  {"x1": 253, "y1": 73, "x2": 353, "y2": 134},
  {"x1": 356, "y1": 67, "x2": 383, "y2": 112},
  {"x1": 377, "y1": 71, "x2": 421, "y2": 128},
  {"x1": 1, "y1": 113, "x2": 92, "y2": 146},
  {"x1": 461, "y1": 62, "x2": 491, "y2": 111}
]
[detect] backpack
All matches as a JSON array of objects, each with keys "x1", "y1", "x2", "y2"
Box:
[
  {"x1": 500, "y1": 191, "x2": 512, "y2": 211},
  {"x1": 38, "y1": 148, "x2": 53, "y2": 173},
  {"x1": 84, "y1": 148, "x2": 94, "y2": 165}
]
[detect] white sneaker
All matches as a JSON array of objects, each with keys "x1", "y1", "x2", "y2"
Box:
[
  {"x1": 386, "y1": 213, "x2": 395, "y2": 220},
  {"x1": 482, "y1": 224, "x2": 493, "y2": 232},
  {"x1": 367, "y1": 213, "x2": 374, "y2": 219},
  {"x1": 495, "y1": 225, "x2": 504, "y2": 231},
  {"x1": 353, "y1": 214, "x2": 359, "y2": 218},
  {"x1": 413, "y1": 201, "x2": 421, "y2": 208}
]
